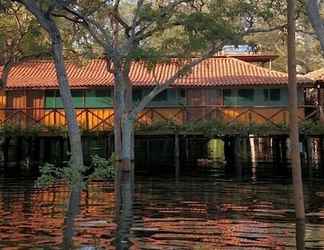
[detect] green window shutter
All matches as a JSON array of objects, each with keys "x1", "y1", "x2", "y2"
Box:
[
  {"x1": 263, "y1": 89, "x2": 269, "y2": 101},
  {"x1": 45, "y1": 90, "x2": 56, "y2": 108},
  {"x1": 177, "y1": 89, "x2": 186, "y2": 105},
  {"x1": 269, "y1": 89, "x2": 281, "y2": 101},
  {"x1": 72, "y1": 90, "x2": 84, "y2": 108},
  {"x1": 152, "y1": 90, "x2": 168, "y2": 102},
  {"x1": 133, "y1": 89, "x2": 142, "y2": 103},
  {"x1": 238, "y1": 89, "x2": 254, "y2": 105},
  {"x1": 224, "y1": 89, "x2": 235, "y2": 106},
  {"x1": 85, "y1": 89, "x2": 112, "y2": 107}
]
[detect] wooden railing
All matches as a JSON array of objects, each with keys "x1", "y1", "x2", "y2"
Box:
[{"x1": 0, "y1": 105, "x2": 319, "y2": 132}]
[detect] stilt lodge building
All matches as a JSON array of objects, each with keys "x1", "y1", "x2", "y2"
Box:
[{"x1": 0, "y1": 55, "x2": 313, "y2": 132}]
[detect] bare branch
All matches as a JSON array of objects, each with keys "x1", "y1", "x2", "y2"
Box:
[
  {"x1": 306, "y1": 0, "x2": 324, "y2": 53},
  {"x1": 129, "y1": 42, "x2": 225, "y2": 119}
]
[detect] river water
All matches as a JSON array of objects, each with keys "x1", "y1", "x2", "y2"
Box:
[{"x1": 0, "y1": 165, "x2": 324, "y2": 249}]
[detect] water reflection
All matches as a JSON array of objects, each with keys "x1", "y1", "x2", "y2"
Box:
[
  {"x1": 63, "y1": 184, "x2": 81, "y2": 249},
  {"x1": 114, "y1": 167, "x2": 134, "y2": 250},
  {"x1": 0, "y1": 166, "x2": 324, "y2": 249},
  {"x1": 296, "y1": 219, "x2": 305, "y2": 250}
]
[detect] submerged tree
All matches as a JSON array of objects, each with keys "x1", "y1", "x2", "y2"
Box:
[
  {"x1": 287, "y1": 0, "x2": 305, "y2": 223},
  {"x1": 7, "y1": 0, "x2": 84, "y2": 174}
]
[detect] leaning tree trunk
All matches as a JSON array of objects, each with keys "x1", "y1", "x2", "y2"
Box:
[
  {"x1": 19, "y1": 0, "x2": 84, "y2": 174},
  {"x1": 51, "y1": 32, "x2": 84, "y2": 173}
]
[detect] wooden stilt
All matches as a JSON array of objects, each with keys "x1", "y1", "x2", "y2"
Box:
[
  {"x1": 306, "y1": 136, "x2": 313, "y2": 165},
  {"x1": 174, "y1": 134, "x2": 180, "y2": 177},
  {"x1": 249, "y1": 135, "x2": 257, "y2": 180},
  {"x1": 281, "y1": 136, "x2": 288, "y2": 164},
  {"x1": 3, "y1": 137, "x2": 10, "y2": 170},
  {"x1": 185, "y1": 136, "x2": 189, "y2": 163},
  {"x1": 16, "y1": 137, "x2": 23, "y2": 169},
  {"x1": 59, "y1": 137, "x2": 65, "y2": 165},
  {"x1": 319, "y1": 136, "x2": 324, "y2": 177},
  {"x1": 234, "y1": 136, "x2": 242, "y2": 178},
  {"x1": 145, "y1": 138, "x2": 150, "y2": 168}
]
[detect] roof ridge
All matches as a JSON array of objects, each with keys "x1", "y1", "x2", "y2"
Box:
[{"x1": 227, "y1": 57, "x2": 288, "y2": 76}]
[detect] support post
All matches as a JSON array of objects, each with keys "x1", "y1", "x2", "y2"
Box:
[
  {"x1": 319, "y1": 136, "x2": 324, "y2": 177},
  {"x1": 306, "y1": 136, "x2": 313, "y2": 165},
  {"x1": 59, "y1": 136, "x2": 65, "y2": 165},
  {"x1": 174, "y1": 134, "x2": 180, "y2": 177},
  {"x1": 234, "y1": 136, "x2": 242, "y2": 178},
  {"x1": 15, "y1": 137, "x2": 23, "y2": 170},
  {"x1": 249, "y1": 135, "x2": 257, "y2": 180},
  {"x1": 281, "y1": 136, "x2": 288, "y2": 164},
  {"x1": 3, "y1": 137, "x2": 10, "y2": 170},
  {"x1": 185, "y1": 136, "x2": 189, "y2": 162}
]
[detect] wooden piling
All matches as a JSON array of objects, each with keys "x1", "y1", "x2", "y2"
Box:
[
  {"x1": 306, "y1": 136, "x2": 313, "y2": 164},
  {"x1": 15, "y1": 137, "x2": 23, "y2": 169},
  {"x1": 234, "y1": 136, "x2": 243, "y2": 178},
  {"x1": 3, "y1": 137, "x2": 10, "y2": 170},
  {"x1": 281, "y1": 136, "x2": 288, "y2": 164},
  {"x1": 174, "y1": 134, "x2": 180, "y2": 177}
]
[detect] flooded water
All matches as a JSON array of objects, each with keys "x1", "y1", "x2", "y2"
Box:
[{"x1": 0, "y1": 166, "x2": 324, "y2": 249}]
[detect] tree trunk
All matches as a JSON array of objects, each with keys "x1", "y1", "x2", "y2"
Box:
[
  {"x1": 51, "y1": 34, "x2": 84, "y2": 173},
  {"x1": 63, "y1": 184, "x2": 81, "y2": 249},
  {"x1": 287, "y1": 0, "x2": 305, "y2": 220},
  {"x1": 113, "y1": 69, "x2": 134, "y2": 171},
  {"x1": 18, "y1": 0, "x2": 84, "y2": 175},
  {"x1": 114, "y1": 163, "x2": 134, "y2": 249}
]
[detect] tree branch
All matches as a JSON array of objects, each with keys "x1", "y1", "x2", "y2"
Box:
[
  {"x1": 129, "y1": 42, "x2": 225, "y2": 119},
  {"x1": 306, "y1": 0, "x2": 324, "y2": 53}
]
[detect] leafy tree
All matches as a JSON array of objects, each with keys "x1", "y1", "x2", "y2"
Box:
[
  {"x1": 5, "y1": 0, "x2": 84, "y2": 179},
  {"x1": 0, "y1": 3, "x2": 50, "y2": 84},
  {"x1": 52, "y1": 0, "x2": 287, "y2": 170}
]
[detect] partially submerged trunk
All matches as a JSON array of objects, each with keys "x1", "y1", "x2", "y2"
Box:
[
  {"x1": 113, "y1": 68, "x2": 134, "y2": 171},
  {"x1": 63, "y1": 184, "x2": 81, "y2": 249},
  {"x1": 19, "y1": 0, "x2": 84, "y2": 172},
  {"x1": 51, "y1": 32, "x2": 84, "y2": 172},
  {"x1": 287, "y1": 0, "x2": 305, "y2": 221},
  {"x1": 114, "y1": 163, "x2": 134, "y2": 249}
]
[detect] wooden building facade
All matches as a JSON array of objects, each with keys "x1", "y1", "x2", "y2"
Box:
[{"x1": 0, "y1": 57, "x2": 313, "y2": 132}]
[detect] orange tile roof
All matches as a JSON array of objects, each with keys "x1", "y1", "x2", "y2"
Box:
[
  {"x1": 305, "y1": 68, "x2": 324, "y2": 82},
  {"x1": 0, "y1": 58, "x2": 312, "y2": 89}
]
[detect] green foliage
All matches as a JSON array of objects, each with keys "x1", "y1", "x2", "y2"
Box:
[
  {"x1": 136, "y1": 119, "x2": 305, "y2": 138},
  {"x1": 0, "y1": 123, "x2": 43, "y2": 137},
  {"x1": 37, "y1": 163, "x2": 64, "y2": 187},
  {"x1": 86, "y1": 155, "x2": 115, "y2": 180},
  {"x1": 37, "y1": 154, "x2": 114, "y2": 188},
  {"x1": 300, "y1": 120, "x2": 324, "y2": 135}
]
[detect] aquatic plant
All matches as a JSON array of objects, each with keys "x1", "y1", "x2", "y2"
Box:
[
  {"x1": 37, "y1": 154, "x2": 115, "y2": 188},
  {"x1": 86, "y1": 154, "x2": 115, "y2": 180}
]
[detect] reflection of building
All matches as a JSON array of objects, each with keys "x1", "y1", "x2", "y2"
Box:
[
  {"x1": 0, "y1": 182, "x2": 115, "y2": 249},
  {"x1": 0, "y1": 56, "x2": 312, "y2": 131}
]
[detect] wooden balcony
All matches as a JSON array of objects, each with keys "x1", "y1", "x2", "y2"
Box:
[{"x1": 0, "y1": 105, "x2": 318, "y2": 134}]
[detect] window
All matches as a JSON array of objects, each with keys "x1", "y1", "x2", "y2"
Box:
[
  {"x1": 152, "y1": 90, "x2": 168, "y2": 102},
  {"x1": 85, "y1": 89, "x2": 112, "y2": 107},
  {"x1": 238, "y1": 89, "x2": 254, "y2": 103},
  {"x1": 45, "y1": 90, "x2": 56, "y2": 108},
  {"x1": 133, "y1": 89, "x2": 142, "y2": 103},
  {"x1": 177, "y1": 89, "x2": 186, "y2": 105},
  {"x1": 179, "y1": 89, "x2": 186, "y2": 98},
  {"x1": 72, "y1": 90, "x2": 84, "y2": 108},
  {"x1": 54, "y1": 90, "x2": 84, "y2": 108},
  {"x1": 270, "y1": 89, "x2": 280, "y2": 101},
  {"x1": 264, "y1": 88, "x2": 281, "y2": 102},
  {"x1": 223, "y1": 89, "x2": 235, "y2": 105}
]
